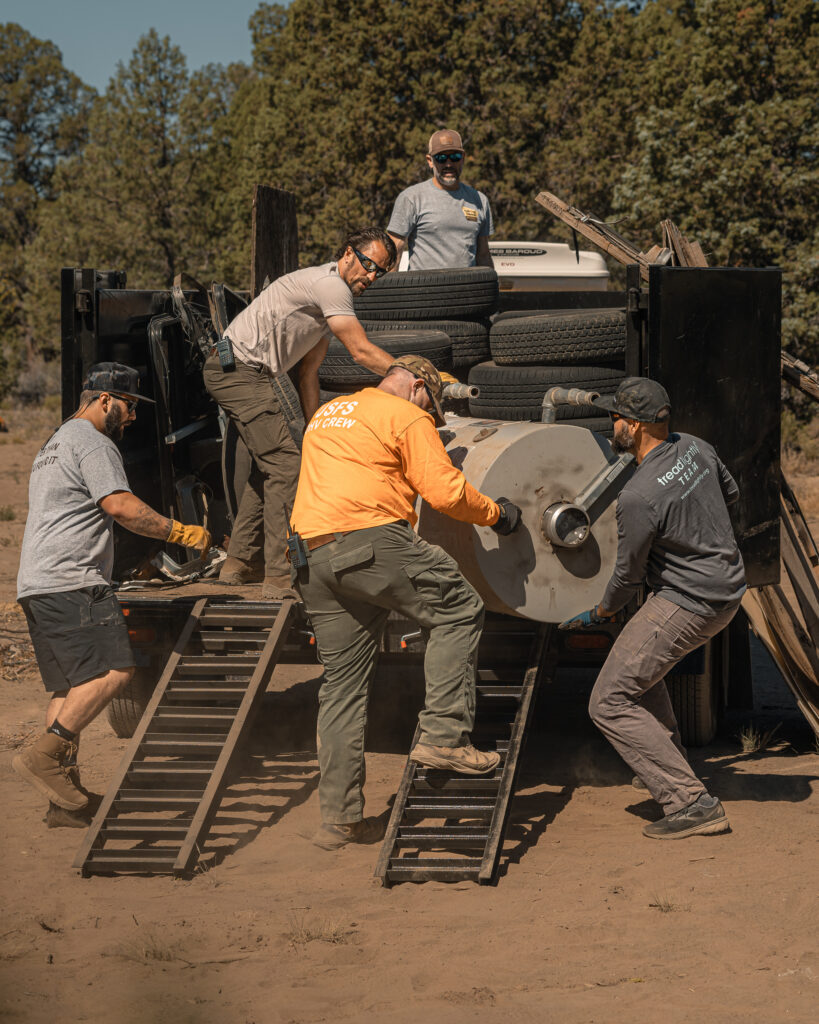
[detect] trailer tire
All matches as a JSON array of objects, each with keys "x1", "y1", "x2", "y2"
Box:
[
  {"x1": 362, "y1": 319, "x2": 490, "y2": 369},
  {"x1": 490, "y1": 309, "x2": 626, "y2": 365},
  {"x1": 319, "y1": 330, "x2": 452, "y2": 386},
  {"x1": 667, "y1": 643, "x2": 719, "y2": 747},
  {"x1": 353, "y1": 268, "x2": 499, "y2": 320},
  {"x1": 107, "y1": 668, "x2": 155, "y2": 738},
  {"x1": 467, "y1": 362, "x2": 624, "y2": 421}
]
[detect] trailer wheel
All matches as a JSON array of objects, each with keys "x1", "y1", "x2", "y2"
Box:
[
  {"x1": 107, "y1": 668, "x2": 155, "y2": 738},
  {"x1": 467, "y1": 362, "x2": 624, "y2": 421},
  {"x1": 353, "y1": 267, "x2": 499, "y2": 321},
  {"x1": 490, "y1": 309, "x2": 626, "y2": 365},
  {"x1": 667, "y1": 642, "x2": 719, "y2": 747},
  {"x1": 319, "y1": 330, "x2": 452, "y2": 386},
  {"x1": 362, "y1": 318, "x2": 490, "y2": 369}
]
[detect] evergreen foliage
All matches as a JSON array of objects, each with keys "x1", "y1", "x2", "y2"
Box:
[{"x1": 0, "y1": 1, "x2": 817, "y2": 400}]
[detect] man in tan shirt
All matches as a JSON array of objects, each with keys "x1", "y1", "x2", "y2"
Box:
[{"x1": 290, "y1": 355, "x2": 521, "y2": 849}]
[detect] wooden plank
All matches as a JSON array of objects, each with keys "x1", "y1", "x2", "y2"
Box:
[
  {"x1": 250, "y1": 185, "x2": 298, "y2": 298},
  {"x1": 73, "y1": 598, "x2": 208, "y2": 874}
]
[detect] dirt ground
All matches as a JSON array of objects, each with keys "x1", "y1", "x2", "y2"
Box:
[{"x1": 0, "y1": 417, "x2": 817, "y2": 1024}]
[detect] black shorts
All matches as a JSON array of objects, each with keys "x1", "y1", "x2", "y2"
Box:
[{"x1": 19, "y1": 585, "x2": 135, "y2": 693}]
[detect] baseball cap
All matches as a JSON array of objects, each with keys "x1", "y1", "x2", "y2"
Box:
[
  {"x1": 389, "y1": 355, "x2": 446, "y2": 427},
  {"x1": 592, "y1": 376, "x2": 671, "y2": 423},
  {"x1": 83, "y1": 362, "x2": 156, "y2": 404},
  {"x1": 428, "y1": 129, "x2": 464, "y2": 156}
]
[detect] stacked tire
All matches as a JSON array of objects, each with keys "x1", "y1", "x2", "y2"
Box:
[
  {"x1": 352, "y1": 267, "x2": 498, "y2": 371},
  {"x1": 467, "y1": 307, "x2": 628, "y2": 436}
]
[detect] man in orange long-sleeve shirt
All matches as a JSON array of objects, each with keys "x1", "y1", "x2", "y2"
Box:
[{"x1": 290, "y1": 355, "x2": 522, "y2": 850}]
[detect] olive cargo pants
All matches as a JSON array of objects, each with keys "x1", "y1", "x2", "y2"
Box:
[
  {"x1": 203, "y1": 354, "x2": 300, "y2": 577},
  {"x1": 295, "y1": 521, "x2": 485, "y2": 825},
  {"x1": 589, "y1": 594, "x2": 739, "y2": 814}
]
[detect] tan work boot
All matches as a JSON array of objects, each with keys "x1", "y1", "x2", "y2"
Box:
[
  {"x1": 261, "y1": 575, "x2": 299, "y2": 600},
  {"x1": 13, "y1": 733, "x2": 88, "y2": 810},
  {"x1": 311, "y1": 818, "x2": 386, "y2": 851},
  {"x1": 410, "y1": 742, "x2": 501, "y2": 775},
  {"x1": 218, "y1": 556, "x2": 265, "y2": 585}
]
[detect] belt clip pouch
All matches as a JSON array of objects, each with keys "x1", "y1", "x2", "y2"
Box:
[
  {"x1": 287, "y1": 531, "x2": 308, "y2": 570},
  {"x1": 216, "y1": 335, "x2": 236, "y2": 371}
]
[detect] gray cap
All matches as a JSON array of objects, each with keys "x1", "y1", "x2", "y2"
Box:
[{"x1": 592, "y1": 376, "x2": 670, "y2": 423}]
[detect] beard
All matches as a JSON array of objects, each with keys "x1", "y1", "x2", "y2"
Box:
[
  {"x1": 102, "y1": 402, "x2": 126, "y2": 441},
  {"x1": 611, "y1": 427, "x2": 635, "y2": 455}
]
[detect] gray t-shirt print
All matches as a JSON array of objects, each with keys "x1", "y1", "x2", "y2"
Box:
[
  {"x1": 387, "y1": 178, "x2": 494, "y2": 270},
  {"x1": 17, "y1": 419, "x2": 132, "y2": 599}
]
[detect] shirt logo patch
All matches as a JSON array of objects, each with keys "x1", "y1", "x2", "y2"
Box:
[{"x1": 462, "y1": 206, "x2": 478, "y2": 222}]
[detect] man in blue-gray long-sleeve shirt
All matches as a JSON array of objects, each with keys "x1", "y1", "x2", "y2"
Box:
[{"x1": 560, "y1": 377, "x2": 745, "y2": 840}]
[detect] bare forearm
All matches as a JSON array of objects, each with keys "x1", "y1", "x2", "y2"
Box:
[
  {"x1": 299, "y1": 373, "x2": 322, "y2": 422},
  {"x1": 104, "y1": 493, "x2": 171, "y2": 539}
]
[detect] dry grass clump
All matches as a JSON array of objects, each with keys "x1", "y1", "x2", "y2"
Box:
[
  {"x1": 738, "y1": 722, "x2": 781, "y2": 754},
  {"x1": 287, "y1": 911, "x2": 350, "y2": 948}
]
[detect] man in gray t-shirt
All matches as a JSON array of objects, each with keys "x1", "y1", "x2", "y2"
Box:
[
  {"x1": 203, "y1": 226, "x2": 398, "y2": 597},
  {"x1": 387, "y1": 129, "x2": 494, "y2": 271},
  {"x1": 560, "y1": 377, "x2": 745, "y2": 841},
  {"x1": 14, "y1": 363, "x2": 210, "y2": 823}
]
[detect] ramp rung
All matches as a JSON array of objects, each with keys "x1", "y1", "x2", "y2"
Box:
[
  {"x1": 198, "y1": 631, "x2": 269, "y2": 650},
  {"x1": 84, "y1": 848, "x2": 179, "y2": 874},
  {"x1": 100, "y1": 819, "x2": 192, "y2": 840},
  {"x1": 140, "y1": 734, "x2": 226, "y2": 755},
  {"x1": 176, "y1": 655, "x2": 258, "y2": 675},
  {"x1": 385, "y1": 858, "x2": 482, "y2": 882},
  {"x1": 164, "y1": 687, "x2": 246, "y2": 702},
  {"x1": 125, "y1": 764, "x2": 213, "y2": 786},
  {"x1": 375, "y1": 625, "x2": 555, "y2": 887}
]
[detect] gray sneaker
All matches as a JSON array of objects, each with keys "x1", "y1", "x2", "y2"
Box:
[
  {"x1": 642, "y1": 793, "x2": 730, "y2": 840},
  {"x1": 410, "y1": 742, "x2": 500, "y2": 775},
  {"x1": 13, "y1": 733, "x2": 88, "y2": 810}
]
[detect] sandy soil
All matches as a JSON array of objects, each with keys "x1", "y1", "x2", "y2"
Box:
[{"x1": 1, "y1": 424, "x2": 817, "y2": 1024}]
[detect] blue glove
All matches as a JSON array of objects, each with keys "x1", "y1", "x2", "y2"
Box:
[{"x1": 558, "y1": 607, "x2": 608, "y2": 631}]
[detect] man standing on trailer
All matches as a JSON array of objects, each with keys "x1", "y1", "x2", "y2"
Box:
[
  {"x1": 204, "y1": 227, "x2": 397, "y2": 599},
  {"x1": 290, "y1": 355, "x2": 521, "y2": 850},
  {"x1": 14, "y1": 363, "x2": 211, "y2": 824},
  {"x1": 560, "y1": 377, "x2": 745, "y2": 839},
  {"x1": 387, "y1": 129, "x2": 494, "y2": 270}
]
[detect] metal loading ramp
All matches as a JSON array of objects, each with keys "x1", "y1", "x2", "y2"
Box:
[
  {"x1": 74, "y1": 597, "x2": 296, "y2": 877},
  {"x1": 375, "y1": 625, "x2": 556, "y2": 885}
]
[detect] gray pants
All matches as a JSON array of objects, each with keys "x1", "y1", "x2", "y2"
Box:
[
  {"x1": 589, "y1": 594, "x2": 738, "y2": 814},
  {"x1": 203, "y1": 354, "x2": 300, "y2": 577},
  {"x1": 295, "y1": 521, "x2": 485, "y2": 824}
]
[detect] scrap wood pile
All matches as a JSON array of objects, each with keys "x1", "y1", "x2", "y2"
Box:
[{"x1": 535, "y1": 191, "x2": 709, "y2": 281}]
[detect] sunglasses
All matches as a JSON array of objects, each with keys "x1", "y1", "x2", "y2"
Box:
[
  {"x1": 111, "y1": 393, "x2": 138, "y2": 413},
  {"x1": 432, "y1": 151, "x2": 463, "y2": 164},
  {"x1": 352, "y1": 246, "x2": 388, "y2": 278}
]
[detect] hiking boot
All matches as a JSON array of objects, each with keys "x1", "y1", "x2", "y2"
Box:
[
  {"x1": 632, "y1": 776, "x2": 649, "y2": 791},
  {"x1": 311, "y1": 818, "x2": 385, "y2": 851},
  {"x1": 13, "y1": 733, "x2": 88, "y2": 811},
  {"x1": 642, "y1": 793, "x2": 730, "y2": 840},
  {"x1": 218, "y1": 556, "x2": 265, "y2": 585},
  {"x1": 261, "y1": 575, "x2": 299, "y2": 600},
  {"x1": 43, "y1": 803, "x2": 94, "y2": 829},
  {"x1": 410, "y1": 742, "x2": 501, "y2": 775}
]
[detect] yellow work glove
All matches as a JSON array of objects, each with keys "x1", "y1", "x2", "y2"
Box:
[
  {"x1": 167, "y1": 520, "x2": 212, "y2": 554},
  {"x1": 439, "y1": 371, "x2": 459, "y2": 386}
]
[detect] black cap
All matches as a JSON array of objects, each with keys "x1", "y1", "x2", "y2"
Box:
[
  {"x1": 82, "y1": 362, "x2": 155, "y2": 404},
  {"x1": 592, "y1": 376, "x2": 670, "y2": 423}
]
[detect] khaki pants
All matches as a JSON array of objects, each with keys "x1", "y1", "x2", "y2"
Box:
[
  {"x1": 589, "y1": 593, "x2": 739, "y2": 814},
  {"x1": 203, "y1": 354, "x2": 300, "y2": 577},
  {"x1": 295, "y1": 521, "x2": 485, "y2": 824}
]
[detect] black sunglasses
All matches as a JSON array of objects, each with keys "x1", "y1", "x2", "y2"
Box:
[
  {"x1": 432, "y1": 151, "x2": 463, "y2": 164},
  {"x1": 352, "y1": 246, "x2": 388, "y2": 278},
  {"x1": 111, "y1": 393, "x2": 138, "y2": 413}
]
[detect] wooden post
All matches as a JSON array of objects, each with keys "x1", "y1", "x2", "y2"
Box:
[{"x1": 250, "y1": 185, "x2": 299, "y2": 298}]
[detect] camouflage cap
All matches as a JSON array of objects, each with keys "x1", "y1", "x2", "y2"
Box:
[
  {"x1": 388, "y1": 355, "x2": 446, "y2": 427},
  {"x1": 428, "y1": 129, "x2": 464, "y2": 156},
  {"x1": 592, "y1": 376, "x2": 670, "y2": 423},
  {"x1": 83, "y1": 362, "x2": 155, "y2": 404}
]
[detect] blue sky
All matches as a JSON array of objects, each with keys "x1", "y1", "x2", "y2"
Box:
[{"x1": 4, "y1": 0, "x2": 281, "y2": 91}]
